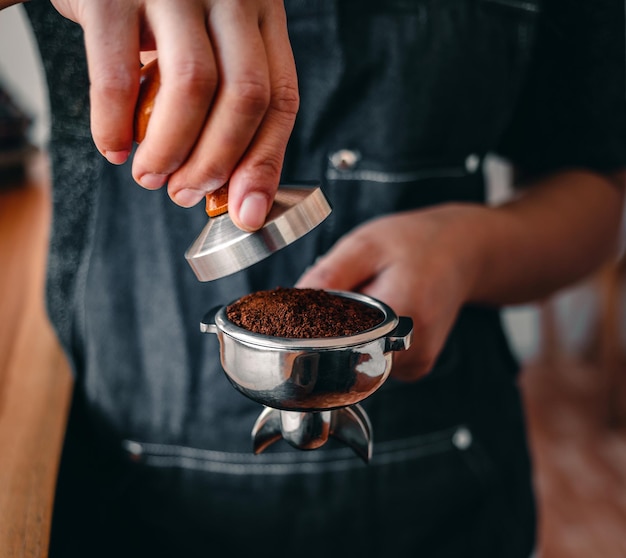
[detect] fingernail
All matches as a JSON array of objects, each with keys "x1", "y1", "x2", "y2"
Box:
[
  {"x1": 173, "y1": 188, "x2": 205, "y2": 207},
  {"x1": 239, "y1": 192, "x2": 269, "y2": 231},
  {"x1": 104, "y1": 150, "x2": 130, "y2": 165},
  {"x1": 139, "y1": 173, "x2": 168, "y2": 190}
]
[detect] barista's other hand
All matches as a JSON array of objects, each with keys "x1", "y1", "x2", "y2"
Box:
[
  {"x1": 50, "y1": 0, "x2": 299, "y2": 231},
  {"x1": 296, "y1": 205, "x2": 483, "y2": 382}
]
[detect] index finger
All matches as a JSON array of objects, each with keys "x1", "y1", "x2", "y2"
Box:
[
  {"x1": 296, "y1": 229, "x2": 385, "y2": 291},
  {"x1": 131, "y1": 0, "x2": 217, "y2": 191}
]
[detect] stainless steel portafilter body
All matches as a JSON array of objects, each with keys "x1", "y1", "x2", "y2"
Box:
[{"x1": 201, "y1": 291, "x2": 413, "y2": 462}]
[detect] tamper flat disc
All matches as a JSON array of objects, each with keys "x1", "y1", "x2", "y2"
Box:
[{"x1": 185, "y1": 185, "x2": 331, "y2": 281}]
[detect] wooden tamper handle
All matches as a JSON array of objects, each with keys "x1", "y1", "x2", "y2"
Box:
[{"x1": 133, "y1": 59, "x2": 229, "y2": 218}]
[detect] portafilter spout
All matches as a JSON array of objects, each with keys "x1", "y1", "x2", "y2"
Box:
[
  {"x1": 252, "y1": 406, "x2": 374, "y2": 463},
  {"x1": 134, "y1": 59, "x2": 332, "y2": 281}
]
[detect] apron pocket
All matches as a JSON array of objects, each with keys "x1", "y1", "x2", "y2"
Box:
[{"x1": 117, "y1": 424, "x2": 509, "y2": 557}]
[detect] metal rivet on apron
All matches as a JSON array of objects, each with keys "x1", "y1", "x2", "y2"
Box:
[
  {"x1": 329, "y1": 149, "x2": 361, "y2": 170},
  {"x1": 465, "y1": 154, "x2": 480, "y2": 174},
  {"x1": 122, "y1": 440, "x2": 144, "y2": 462},
  {"x1": 452, "y1": 427, "x2": 473, "y2": 450}
]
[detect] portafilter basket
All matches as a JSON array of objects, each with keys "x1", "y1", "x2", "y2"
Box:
[{"x1": 201, "y1": 291, "x2": 413, "y2": 462}]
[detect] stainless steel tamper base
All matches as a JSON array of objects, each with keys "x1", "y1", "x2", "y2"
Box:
[
  {"x1": 252, "y1": 405, "x2": 374, "y2": 463},
  {"x1": 185, "y1": 185, "x2": 331, "y2": 281}
]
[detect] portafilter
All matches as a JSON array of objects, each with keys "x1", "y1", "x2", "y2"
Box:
[{"x1": 201, "y1": 291, "x2": 413, "y2": 462}]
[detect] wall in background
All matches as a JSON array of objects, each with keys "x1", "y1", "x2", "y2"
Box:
[{"x1": 0, "y1": 4, "x2": 49, "y2": 147}]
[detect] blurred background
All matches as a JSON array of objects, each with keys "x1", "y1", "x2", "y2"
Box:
[
  {"x1": 0, "y1": 5, "x2": 48, "y2": 149},
  {"x1": 1, "y1": 4, "x2": 625, "y2": 557}
]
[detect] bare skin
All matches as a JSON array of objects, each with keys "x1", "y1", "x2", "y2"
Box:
[
  {"x1": 47, "y1": 0, "x2": 299, "y2": 232},
  {"x1": 298, "y1": 170, "x2": 626, "y2": 381}
]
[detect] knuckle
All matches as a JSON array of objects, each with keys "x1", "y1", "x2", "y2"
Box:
[
  {"x1": 204, "y1": 157, "x2": 233, "y2": 182},
  {"x1": 90, "y1": 68, "x2": 135, "y2": 100},
  {"x1": 236, "y1": 146, "x2": 284, "y2": 183},
  {"x1": 225, "y1": 77, "x2": 271, "y2": 117},
  {"x1": 173, "y1": 60, "x2": 218, "y2": 100},
  {"x1": 308, "y1": 261, "x2": 343, "y2": 286},
  {"x1": 200, "y1": 164, "x2": 231, "y2": 186},
  {"x1": 249, "y1": 150, "x2": 283, "y2": 178},
  {"x1": 270, "y1": 76, "x2": 300, "y2": 117},
  {"x1": 345, "y1": 230, "x2": 380, "y2": 259},
  {"x1": 172, "y1": 161, "x2": 231, "y2": 189}
]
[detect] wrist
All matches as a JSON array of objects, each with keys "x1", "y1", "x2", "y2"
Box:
[{"x1": 424, "y1": 202, "x2": 494, "y2": 307}]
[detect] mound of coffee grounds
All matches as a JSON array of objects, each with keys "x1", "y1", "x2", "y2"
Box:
[{"x1": 226, "y1": 287, "x2": 384, "y2": 338}]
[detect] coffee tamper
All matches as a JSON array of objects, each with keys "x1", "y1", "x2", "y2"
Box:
[
  {"x1": 134, "y1": 59, "x2": 331, "y2": 281},
  {"x1": 201, "y1": 291, "x2": 413, "y2": 462}
]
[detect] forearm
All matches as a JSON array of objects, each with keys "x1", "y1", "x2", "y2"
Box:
[{"x1": 460, "y1": 169, "x2": 625, "y2": 306}]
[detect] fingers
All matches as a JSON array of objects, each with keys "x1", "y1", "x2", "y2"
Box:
[
  {"x1": 164, "y1": 2, "x2": 271, "y2": 212},
  {"x1": 80, "y1": 2, "x2": 140, "y2": 165},
  {"x1": 166, "y1": 1, "x2": 299, "y2": 231},
  {"x1": 225, "y1": 3, "x2": 300, "y2": 231},
  {"x1": 132, "y1": 0, "x2": 217, "y2": 191},
  {"x1": 73, "y1": 0, "x2": 298, "y2": 231},
  {"x1": 296, "y1": 229, "x2": 385, "y2": 291},
  {"x1": 297, "y1": 226, "x2": 443, "y2": 382},
  {"x1": 295, "y1": 225, "x2": 438, "y2": 381}
]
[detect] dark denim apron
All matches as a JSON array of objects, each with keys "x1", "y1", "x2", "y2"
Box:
[{"x1": 27, "y1": 1, "x2": 541, "y2": 556}]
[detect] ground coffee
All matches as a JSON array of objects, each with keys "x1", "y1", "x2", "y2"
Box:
[{"x1": 226, "y1": 287, "x2": 384, "y2": 338}]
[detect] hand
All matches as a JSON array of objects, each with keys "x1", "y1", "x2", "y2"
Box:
[
  {"x1": 296, "y1": 171, "x2": 626, "y2": 381},
  {"x1": 296, "y1": 205, "x2": 484, "y2": 382},
  {"x1": 50, "y1": 0, "x2": 299, "y2": 231}
]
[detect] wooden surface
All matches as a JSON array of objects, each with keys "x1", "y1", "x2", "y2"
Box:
[
  {"x1": 0, "y1": 156, "x2": 625, "y2": 556},
  {"x1": 0, "y1": 157, "x2": 73, "y2": 558}
]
